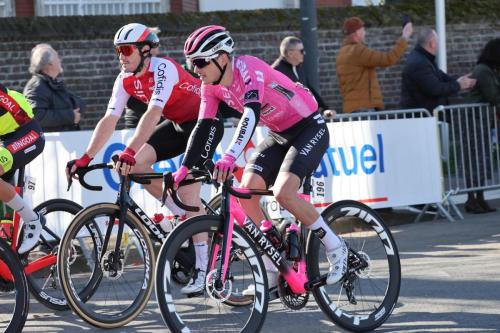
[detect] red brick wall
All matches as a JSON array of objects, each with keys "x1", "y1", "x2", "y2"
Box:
[
  {"x1": 182, "y1": 0, "x2": 198, "y2": 12},
  {"x1": 170, "y1": 0, "x2": 182, "y2": 12},
  {"x1": 171, "y1": 0, "x2": 198, "y2": 13},
  {"x1": 15, "y1": 0, "x2": 35, "y2": 16},
  {"x1": 317, "y1": 0, "x2": 351, "y2": 7},
  {"x1": 1, "y1": 23, "x2": 494, "y2": 128}
]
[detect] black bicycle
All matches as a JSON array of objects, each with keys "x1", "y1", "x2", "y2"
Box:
[
  {"x1": 57, "y1": 161, "x2": 202, "y2": 328},
  {"x1": 0, "y1": 237, "x2": 29, "y2": 333},
  {"x1": 155, "y1": 166, "x2": 401, "y2": 332}
]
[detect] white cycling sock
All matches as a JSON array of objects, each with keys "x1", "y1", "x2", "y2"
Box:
[
  {"x1": 6, "y1": 194, "x2": 37, "y2": 223},
  {"x1": 194, "y1": 241, "x2": 208, "y2": 270},
  {"x1": 308, "y1": 216, "x2": 341, "y2": 252}
]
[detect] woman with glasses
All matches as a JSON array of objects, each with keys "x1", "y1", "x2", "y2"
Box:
[{"x1": 172, "y1": 25, "x2": 348, "y2": 295}]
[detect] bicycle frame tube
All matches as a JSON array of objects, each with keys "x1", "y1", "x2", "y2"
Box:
[
  {"x1": 226, "y1": 179, "x2": 315, "y2": 294},
  {"x1": 0, "y1": 260, "x2": 13, "y2": 281}
]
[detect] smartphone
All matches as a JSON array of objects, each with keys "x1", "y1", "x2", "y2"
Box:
[{"x1": 402, "y1": 14, "x2": 411, "y2": 28}]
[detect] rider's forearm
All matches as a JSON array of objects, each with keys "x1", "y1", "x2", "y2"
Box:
[
  {"x1": 85, "y1": 115, "x2": 119, "y2": 158},
  {"x1": 126, "y1": 105, "x2": 162, "y2": 152}
]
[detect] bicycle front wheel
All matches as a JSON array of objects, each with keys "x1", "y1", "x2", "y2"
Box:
[
  {"x1": 57, "y1": 203, "x2": 155, "y2": 328},
  {"x1": 307, "y1": 200, "x2": 401, "y2": 332},
  {"x1": 26, "y1": 198, "x2": 83, "y2": 311},
  {"x1": 156, "y1": 215, "x2": 269, "y2": 333},
  {"x1": 0, "y1": 238, "x2": 29, "y2": 333}
]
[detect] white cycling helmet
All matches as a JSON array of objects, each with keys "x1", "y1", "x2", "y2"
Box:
[{"x1": 114, "y1": 23, "x2": 159, "y2": 48}]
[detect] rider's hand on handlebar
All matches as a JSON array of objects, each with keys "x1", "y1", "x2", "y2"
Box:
[
  {"x1": 66, "y1": 153, "x2": 92, "y2": 180},
  {"x1": 172, "y1": 165, "x2": 189, "y2": 189},
  {"x1": 115, "y1": 147, "x2": 136, "y2": 176},
  {"x1": 213, "y1": 154, "x2": 236, "y2": 183}
]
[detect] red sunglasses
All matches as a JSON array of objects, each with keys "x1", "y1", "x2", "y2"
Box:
[{"x1": 115, "y1": 45, "x2": 136, "y2": 57}]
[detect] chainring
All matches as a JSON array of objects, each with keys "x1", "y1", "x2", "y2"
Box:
[{"x1": 277, "y1": 275, "x2": 309, "y2": 310}]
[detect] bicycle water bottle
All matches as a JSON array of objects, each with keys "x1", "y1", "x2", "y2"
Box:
[
  {"x1": 285, "y1": 223, "x2": 300, "y2": 260},
  {"x1": 260, "y1": 220, "x2": 283, "y2": 250},
  {"x1": 152, "y1": 213, "x2": 174, "y2": 233}
]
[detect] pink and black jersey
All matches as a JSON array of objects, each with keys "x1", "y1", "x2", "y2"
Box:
[
  {"x1": 198, "y1": 55, "x2": 318, "y2": 132},
  {"x1": 106, "y1": 57, "x2": 201, "y2": 124},
  {"x1": 181, "y1": 55, "x2": 319, "y2": 168}
]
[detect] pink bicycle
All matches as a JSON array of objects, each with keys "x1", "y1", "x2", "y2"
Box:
[{"x1": 155, "y1": 167, "x2": 401, "y2": 333}]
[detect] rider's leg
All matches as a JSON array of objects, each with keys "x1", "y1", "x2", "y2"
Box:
[
  {"x1": 133, "y1": 143, "x2": 163, "y2": 199},
  {"x1": 273, "y1": 171, "x2": 347, "y2": 284},
  {"x1": 238, "y1": 172, "x2": 267, "y2": 227},
  {"x1": 0, "y1": 166, "x2": 43, "y2": 254}
]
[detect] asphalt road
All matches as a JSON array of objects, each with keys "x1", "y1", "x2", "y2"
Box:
[{"x1": 19, "y1": 202, "x2": 500, "y2": 332}]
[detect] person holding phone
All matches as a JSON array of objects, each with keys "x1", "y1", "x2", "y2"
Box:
[{"x1": 336, "y1": 16, "x2": 413, "y2": 114}]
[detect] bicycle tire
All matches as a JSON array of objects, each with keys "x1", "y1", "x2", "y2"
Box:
[
  {"x1": 156, "y1": 215, "x2": 269, "y2": 333},
  {"x1": 25, "y1": 199, "x2": 83, "y2": 311},
  {"x1": 0, "y1": 238, "x2": 29, "y2": 333},
  {"x1": 205, "y1": 194, "x2": 267, "y2": 307},
  {"x1": 307, "y1": 200, "x2": 401, "y2": 332},
  {"x1": 57, "y1": 203, "x2": 155, "y2": 328}
]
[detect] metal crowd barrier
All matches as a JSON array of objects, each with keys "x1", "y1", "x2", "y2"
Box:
[
  {"x1": 332, "y1": 108, "x2": 461, "y2": 222},
  {"x1": 434, "y1": 103, "x2": 500, "y2": 220}
]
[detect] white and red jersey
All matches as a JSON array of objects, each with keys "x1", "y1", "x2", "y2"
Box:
[
  {"x1": 198, "y1": 55, "x2": 318, "y2": 132},
  {"x1": 106, "y1": 56, "x2": 201, "y2": 124}
]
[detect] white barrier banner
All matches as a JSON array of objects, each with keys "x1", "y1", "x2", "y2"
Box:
[{"x1": 26, "y1": 117, "x2": 442, "y2": 234}]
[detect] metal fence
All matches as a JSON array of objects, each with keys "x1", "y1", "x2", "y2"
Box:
[
  {"x1": 36, "y1": 0, "x2": 168, "y2": 16},
  {"x1": 434, "y1": 103, "x2": 500, "y2": 219}
]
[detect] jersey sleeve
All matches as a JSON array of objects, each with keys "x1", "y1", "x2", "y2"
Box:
[
  {"x1": 181, "y1": 85, "x2": 221, "y2": 168},
  {"x1": 224, "y1": 57, "x2": 264, "y2": 159},
  {"x1": 149, "y1": 58, "x2": 179, "y2": 109},
  {"x1": 105, "y1": 74, "x2": 130, "y2": 117}
]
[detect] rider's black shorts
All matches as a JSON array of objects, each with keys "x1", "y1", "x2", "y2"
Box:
[
  {"x1": 0, "y1": 120, "x2": 45, "y2": 182},
  {"x1": 147, "y1": 117, "x2": 224, "y2": 169},
  {"x1": 244, "y1": 111, "x2": 328, "y2": 187}
]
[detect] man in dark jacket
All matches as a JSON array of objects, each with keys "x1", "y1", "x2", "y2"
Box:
[
  {"x1": 272, "y1": 36, "x2": 335, "y2": 118},
  {"x1": 24, "y1": 44, "x2": 85, "y2": 132},
  {"x1": 400, "y1": 28, "x2": 475, "y2": 111}
]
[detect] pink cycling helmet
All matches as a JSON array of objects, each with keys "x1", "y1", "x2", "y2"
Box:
[{"x1": 184, "y1": 25, "x2": 234, "y2": 60}]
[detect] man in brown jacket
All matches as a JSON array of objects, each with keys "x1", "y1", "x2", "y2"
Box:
[{"x1": 336, "y1": 16, "x2": 413, "y2": 113}]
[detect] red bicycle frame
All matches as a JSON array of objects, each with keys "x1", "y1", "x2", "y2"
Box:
[{"x1": 0, "y1": 168, "x2": 57, "y2": 282}]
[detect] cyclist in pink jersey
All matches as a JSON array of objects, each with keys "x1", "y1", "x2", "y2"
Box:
[
  {"x1": 174, "y1": 25, "x2": 348, "y2": 294},
  {"x1": 66, "y1": 24, "x2": 227, "y2": 264}
]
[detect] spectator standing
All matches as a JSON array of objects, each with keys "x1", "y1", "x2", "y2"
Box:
[
  {"x1": 400, "y1": 28, "x2": 476, "y2": 111},
  {"x1": 272, "y1": 36, "x2": 335, "y2": 118},
  {"x1": 336, "y1": 16, "x2": 412, "y2": 113},
  {"x1": 24, "y1": 44, "x2": 85, "y2": 132},
  {"x1": 462, "y1": 38, "x2": 500, "y2": 213}
]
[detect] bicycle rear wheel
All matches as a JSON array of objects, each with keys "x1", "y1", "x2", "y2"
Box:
[
  {"x1": 24, "y1": 199, "x2": 83, "y2": 311},
  {"x1": 0, "y1": 238, "x2": 29, "y2": 333},
  {"x1": 307, "y1": 200, "x2": 401, "y2": 332},
  {"x1": 156, "y1": 215, "x2": 268, "y2": 333},
  {"x1": 57, "y1": 203, "x2": 155, "y2": 328}
]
